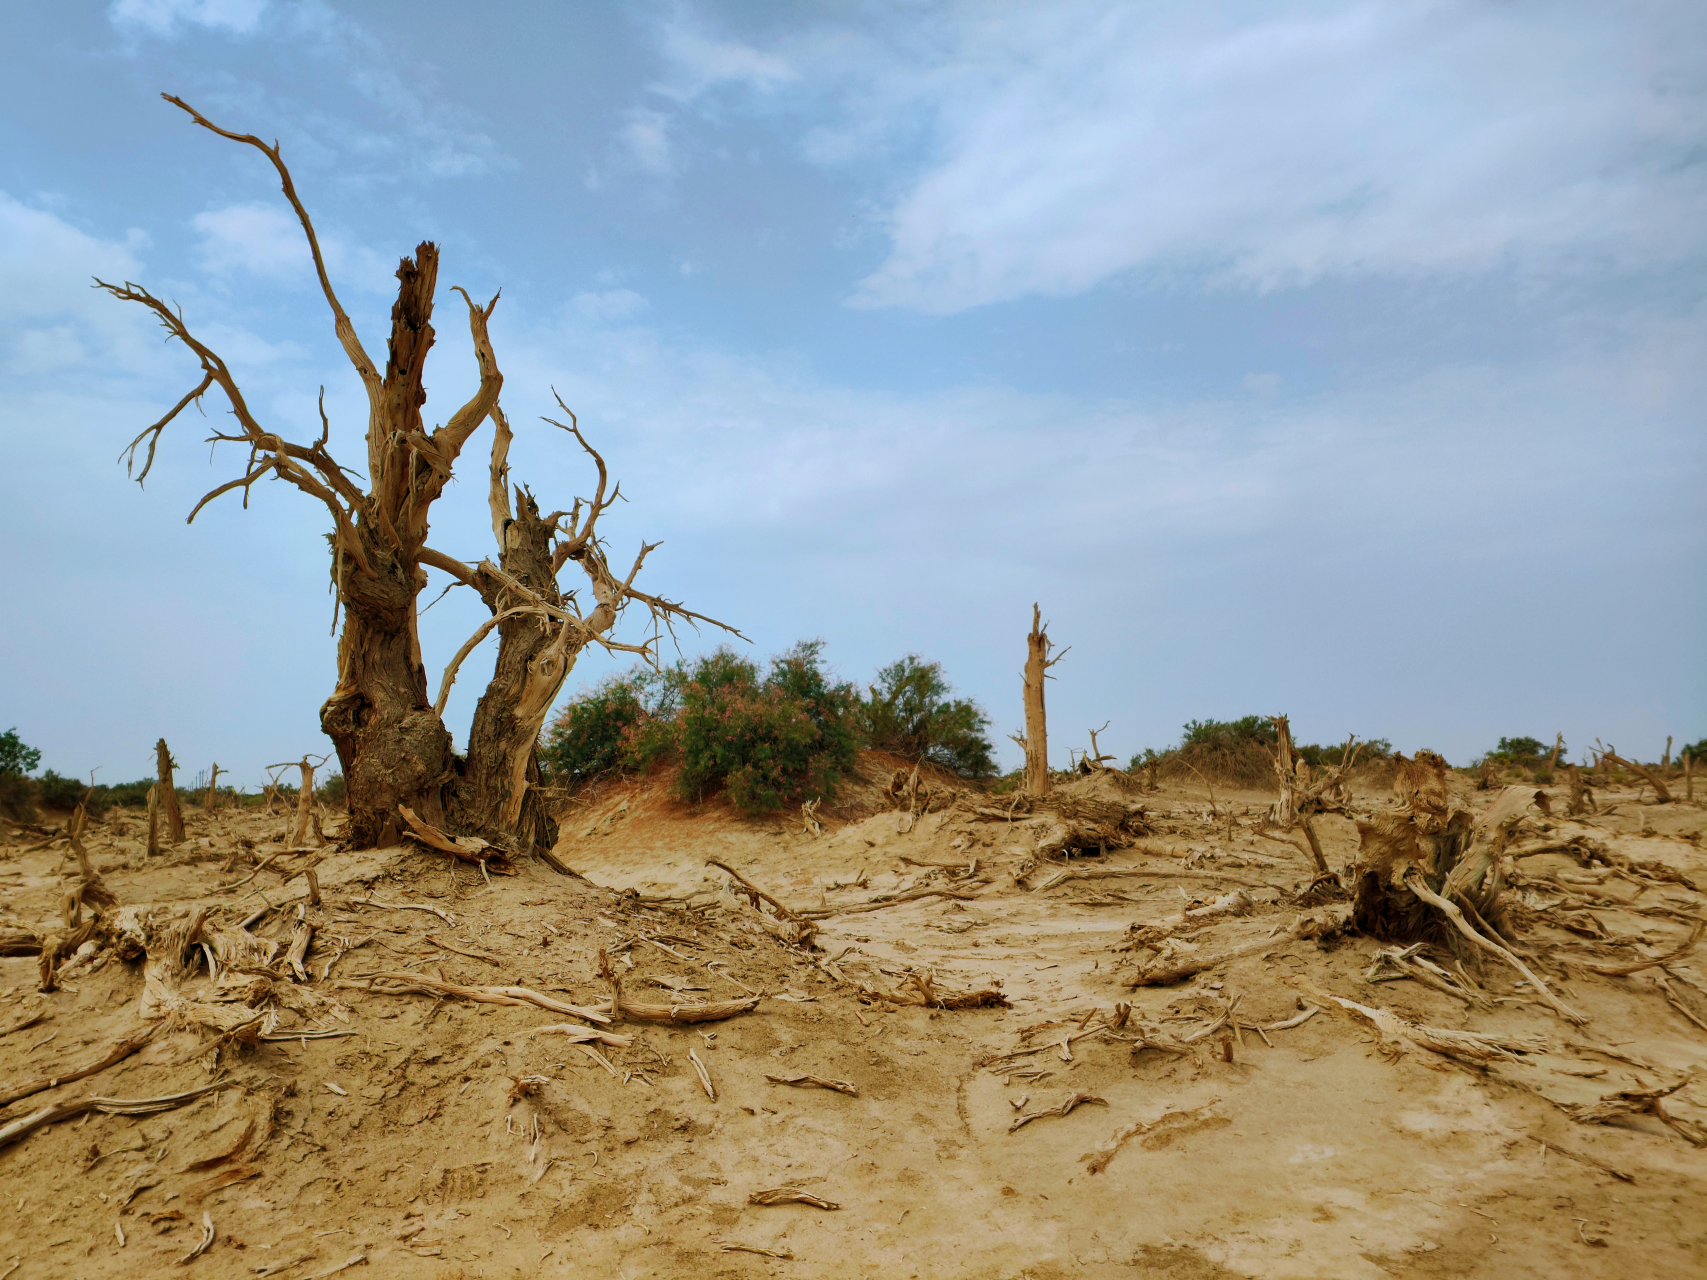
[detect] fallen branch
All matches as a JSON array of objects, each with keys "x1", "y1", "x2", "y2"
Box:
[
  {"x1": 707, "y1": 859, "x2": 818, "y2": 946},
  {"x1": 1009, "y1": 1091, "x2": 1107, "y2": 1133},
  {"x1": 1327, "y1": 993, "x2": 1549, "y2": 1065},
  {"x1": 598, "y1": 946, "x2": 758, "y2": 1023},
  {"x1": 721, "y1": 1243, "x2": 793, "y2": 1260},
  {"x1": 0, "y1": 1078, "x2": 229, "y2": 1149},
  {"x1": 531, "y1": 1022, "x2": 633, "y2": 1049},
  {"x1": 748, "y1": 1188, "x2": 840, "y2": 1210},
  {"x1": 0, "y1": 1024, "x2": 159, "y2": 1109},
  {"x1": 397, "y1": 805, "x2": 515, "y2": 873},
  {"x1": 1565, "y1": 1077, "x2": 1705, "y2": 1147},
  {"x1": 765, "y1": 1073, "x2": 859, "y2": 1096},
  {"x1": 800, "y1": 885, "x2": 983, "y2": 919},
  {"x1": 338, "y1": 973, "x2": 612, "y2": 1024},
  {"x1": 351, "y1": 897, "x2": 455, "y2": 925},
  {"x1": 1126, "y1": 907, "x2": 1348, "y2": 987},
  {"x1": 1080, "y1": 1100, "x2": 1222, "y2": 1174},
  {"x1": 1037, "y1": 866, "x2": 1275, "y2": 893},
  {"x1": 1404, "y1": 870, "x2": 1584, "y2": 1024}
]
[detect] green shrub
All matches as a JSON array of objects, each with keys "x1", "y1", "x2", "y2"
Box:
[
  {"x1": 540, "y1": 642, "x2": 859, "y2": 815},
  {"x1": 1488, "y1": 736, "x2": 1554, "y2": 764},
  {"x1": 317, "y1": 772, "x2": 347, "y2": 808},
  {"x1": 541, "y1": 666, "x2": 678, "y2": 785},
  {"x1": 859, "y1": 654, "x2": 995, "y2": 777},
  {"x1": 675, "y1": 644, "x2": 859, "y2": 814},
  {"x1": 0, "y1": 728, "x2": 40, "y2": 777},
  {"x1": 37, "y1": 770, "x2": 88, "y2": 812}
]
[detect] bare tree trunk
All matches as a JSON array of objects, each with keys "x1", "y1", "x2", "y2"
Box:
[
  {"x1": 291, "y1": 759, "x2": 315, "y2": 847},
  {"x1": 154, "y1": 739, "x2": 184, "y2": 845},
  {"x1": 1270, "y1": 715, "x2": 1296, "y2": 827},
  {"x1": 1687, "y1": 753, "x2": 1694, "y2": 802},
  {"x1": 446, "y1": 484, "x2": 567, "y2": 854},
  {"x1": 1547, "y1": 733, "x2": 1562, "y2": 769},
  {"x1": 203, "y1": 763, "x2": 221, "y2": 812},
  {"x1": 1021, "y1": 604, "x2": 1059, "y2": 799},
  {"x1": 146, "y1": 784, "x2": 160, "y2": 856},
  {"x1": 317, "y1": 244, "x2": 493, "y2": 848},
  {"x1": 1662, "y1": 736, "x2": 1673, "y2": 770}
]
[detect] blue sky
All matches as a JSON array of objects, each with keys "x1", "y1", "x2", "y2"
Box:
[{"x1": 1, "y1": 0, "x2": 1702, "y2": 787}]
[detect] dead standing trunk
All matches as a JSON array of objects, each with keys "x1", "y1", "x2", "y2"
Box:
[
  {"x1": 447, "y1": 476, "x2": 569, "y2": 854},
  {"x1": 1019, "y1": 604, "x2": 1063, "y2": 799},
  {"x1": 154, "y1": 739, "x2": 184, "y2": 845},
  {"x1": 1270, "y1": 715, "x2": 1296, "y2": 827}
]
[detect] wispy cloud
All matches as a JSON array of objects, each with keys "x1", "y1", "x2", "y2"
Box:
[
  {"x1": 631, "y1": 2, "x2": 1707, "y2": 314},
  {"x1": 620, "y1": 108, "x2": 674, "y2": 175},
  {"x1": 111, "y1": 0, "x2": 508, "y2": 182},
  {"x1": 109, "y1": 0, "x2": 267, "y2": 36}
]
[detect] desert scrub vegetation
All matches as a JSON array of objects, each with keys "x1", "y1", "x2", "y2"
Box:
[
  {"x1": 1129, "y1": 716, "x2": 1393, "y2": 787},
  {"x1": 540, "y1": 643, "x2": 995, "y2": 813}
]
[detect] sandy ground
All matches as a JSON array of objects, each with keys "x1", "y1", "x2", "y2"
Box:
[{"x1": 1, "y1": 763, "x2": 1704, "y2": 1279}]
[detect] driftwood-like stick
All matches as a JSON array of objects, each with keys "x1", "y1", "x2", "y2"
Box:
[
  {"x1": 1403, "y1": 871, "x2": 1584, "y2": 1024},
  {"x1": 1009, "y1": 1091, "x2": 1107, "y2": 1133},
  {"x1": 707, "y1": 860, "x2": 815, "y2": 936},
  {"x1": 689, "y1": 1048, "x2": 717, "y2": 1101},
  {"x1": 748, "y1": 1188, "x2": 840, "y2": 1210},
  {"x1": 1297, "y1": 813, "x2": 1330, "y2": 877},
  {"x1": 765, "y1": 1073, "x2": 859, "y2": 1096}
]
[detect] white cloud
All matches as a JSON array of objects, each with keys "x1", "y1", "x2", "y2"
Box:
[
  {"x1": 655, "y1": 21, "x2": 797, "y2": 101},
  {"x1": 192, "y1": 203, "x2": 305, "y2": 279},
  {"x1": 644, "y1": 3, "x2": 1707, "y2": 313},
  {"x1": 109, "y1": 0, "x2": 266, "y2": 35},
  {"x1": 569, "y1": 289, "x2": 649, "y2": 324},
  {"x1": 621, "y1": 109, "x2": 673, "y2": 174}
]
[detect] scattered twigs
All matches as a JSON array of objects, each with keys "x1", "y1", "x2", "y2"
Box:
[
  {"x1": 1555, "y1": 920, "x2": 1704, "y2": 977},
  {"x1": 1598, "y1": 750, "x2": 1672, "y2": 804},
  {"x1": 424, "y1": 934, "x2": 501, "y2": 967},
  {"x1": 0, "y1": 1078, "x2": 229, "y2": 1149},
  {"x1": 338, "y1": 973, "x2": 612, "y2": 1024},
  {"x1": 1009, "y1": 1091, "x2": 1107, "y2": 1133},
  {"x1": 0, "y1": 1024, "x2": 159, "y2": 1109},
  {"x1": 689, "y1": 1048, "x2": 717, "y2": 1101},
  {"x1": 748, "y1": 1188, "x2": 840, "y2": 1210},
  {"x1": 1403, "y1": 870, "x2": 1584, "y2": 1024},
  {"x1": 766, "y1": 1073, "x2": 859, "y2": 1096}
]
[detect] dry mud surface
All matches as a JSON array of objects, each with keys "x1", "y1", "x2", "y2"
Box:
[{"x1": 1, "y1": 765, "x2": 1704, "y2": 1278}]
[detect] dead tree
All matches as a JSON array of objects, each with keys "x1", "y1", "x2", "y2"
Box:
[
  {"x1": 153, "y1": 739, "x2": 184, "y2": 845},
  {"x1": 1011, "y1": 605, "x2": 1065, "y2": 799},
  {"x1": 427, "y1": 397, "x2": 741, "y2": 853},
  {"x1": 102, "y1": 97, "x2": 734, "y2": 854},
  {"x1": 1269, "y1": 714, "x2": 1297, "y2": 826},
  {"x1": 202, "y1": 762, "x2": 221, "y2": 812}
]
